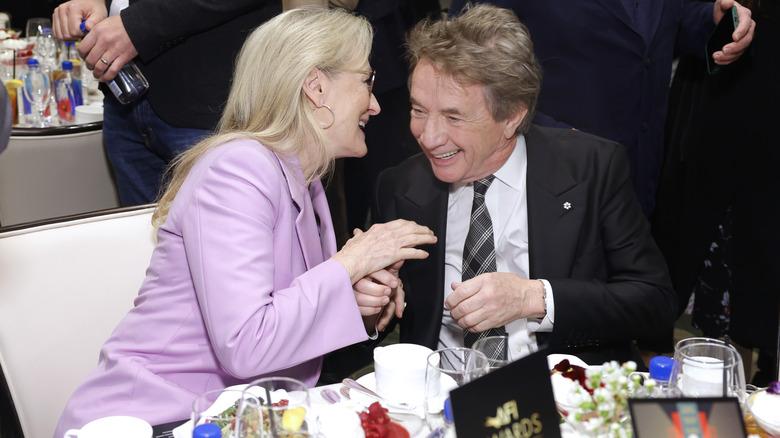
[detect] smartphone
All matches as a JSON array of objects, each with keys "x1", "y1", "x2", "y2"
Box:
[{"x1": 706, "y1": 5, "x2": 739, "y2": 75}]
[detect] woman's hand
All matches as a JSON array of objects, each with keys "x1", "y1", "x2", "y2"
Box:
[{"x1": 332, "y1": 219, "x2": 436, "y2": 284}]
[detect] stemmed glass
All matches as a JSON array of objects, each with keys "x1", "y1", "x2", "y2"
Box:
[
  {"x1": 25, "y1": 18, "x2": 51, "y2": 41},
  {"x1": 423, "y1": 347, "x2": 489, "y2": 432},
  {"x1": 22, "y1": 61, "x2": 50, "y2": 127},
  {"x1": 239, "y1": 376, "x2": 315, "y2": 437}
]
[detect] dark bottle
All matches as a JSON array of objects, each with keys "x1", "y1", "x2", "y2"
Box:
[{"x1": 80, "y1": 21, "x2": 149, "y2": 104}]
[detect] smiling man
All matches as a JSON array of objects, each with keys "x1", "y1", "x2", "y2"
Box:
[{"x1": 371, "y1": 4, "x2": 677, "y2": 366}]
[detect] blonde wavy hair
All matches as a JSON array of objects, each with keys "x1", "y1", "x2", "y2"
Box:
[{"x1": 152, "y1": 6, "x2": 373, "y2": 226}]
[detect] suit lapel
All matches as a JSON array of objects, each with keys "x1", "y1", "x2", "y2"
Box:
[
  {"x1": 396, "y1": 160, "x2": 449, "y2": 348},
  {"x1": 525, "y1": 127, "x2": 587, "y2": 279},
  {"x1": 593, "y1": 0, "x2": 666, "y2": 44},
  {"x1": 594, "y1": 0, "x2": 637, "y2": 35}
]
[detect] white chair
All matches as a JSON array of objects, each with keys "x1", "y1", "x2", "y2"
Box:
[
  {"x1": 0, "y1": 204, "x2": 157, "y2": 438},
  {"x1": 0, "y1": 128, "x2": 121, "y2": 227}
]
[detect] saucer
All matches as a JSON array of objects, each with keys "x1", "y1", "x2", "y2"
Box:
[{"x1": 353, "y1": 372, "x2": 457, "y2": 414}]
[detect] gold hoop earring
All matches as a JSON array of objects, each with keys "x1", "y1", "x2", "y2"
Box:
[{"x1": 316, "y1": 104, "x2": 335, "y2": 129}]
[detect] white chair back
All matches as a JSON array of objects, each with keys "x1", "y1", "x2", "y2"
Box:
[{"x1": 0, "y1": 205, "x2": 157, "y2": 438}]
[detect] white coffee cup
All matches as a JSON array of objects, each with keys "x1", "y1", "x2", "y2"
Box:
[
  {"x1": 374, "y1": 343, "x2": 435, "y2": 406},
  {"x1": 64, "y1": 415, "x2": 152, "y2": 438}
]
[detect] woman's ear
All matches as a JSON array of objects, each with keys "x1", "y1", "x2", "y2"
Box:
[{"x1": 303, "y1": 68, "x2": 324, "y2": 105}]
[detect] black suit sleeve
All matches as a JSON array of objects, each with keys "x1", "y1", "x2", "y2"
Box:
[{"x1": 545, "y1": 142, "x2": 677, "y2": 352}]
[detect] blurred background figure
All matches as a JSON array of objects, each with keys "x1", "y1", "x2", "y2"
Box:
[
  {"x1": 448, "y1": 0, "x2": 754, "y2": 219},
  {"x1": 0, "y1": 85, "x2": 10, "y2": 153},
  {"x1": 52, "y1": 0, "x2": 282, "y2": 206},
  {"x1": 653, "y1": 0, "x2": 779, "y2": 386}
]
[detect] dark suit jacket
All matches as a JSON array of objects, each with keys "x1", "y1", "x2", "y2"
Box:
[
  {"x1": 116, "y1": 0, "x2": 281, "y2": 129},
  {"x1": 448, "y1": 0, "x2": 714, "y2": 217},
  {"x1": 373, "y1": 125, "x2": 677, "y2": 365}
]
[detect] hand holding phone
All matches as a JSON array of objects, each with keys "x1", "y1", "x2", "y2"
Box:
[{"x1": 706, "y1": 5, "x2": 739, "y2": 75}]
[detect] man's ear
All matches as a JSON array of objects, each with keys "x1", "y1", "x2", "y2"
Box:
[
  {"x1": 504, "y1": 106, "x2": 529, "y2": 138},
  {"x1": 302, "y1": 68, "x2": 323, "y2": 105}
]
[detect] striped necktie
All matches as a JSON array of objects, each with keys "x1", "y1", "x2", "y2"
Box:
[{"x1": 462, "y1": 176, "x2": 507, "y2": 360}]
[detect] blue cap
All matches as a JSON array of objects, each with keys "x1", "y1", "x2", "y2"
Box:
[
  {"x1": 80, "y1": 21, "x2": 88, "y2": 35},
  {"x1": 444, "y1": 397, "x2": 454, "y2": 422},
  {"x1": 192, "y1": 423, "x2": 221, "y2": 438},
  {"x1": 26, "y1": 59, "x2": 39, "y2": 66},
  {"x1": 649, "y1": 356, "x2": 675, "y2": 382},
  {"x1": 62, "y1": 61, "x2": 73, "y2": 70}
]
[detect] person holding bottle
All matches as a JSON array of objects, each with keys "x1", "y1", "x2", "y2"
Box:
[
  {"x1": 51, "y1": 0, "x2": 282, "y2": 206},
  {"x1": 54, "y1": 6, "x2": 435, "y2": 435}
]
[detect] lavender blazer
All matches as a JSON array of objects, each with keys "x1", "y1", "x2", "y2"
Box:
[{"x1": 55, "y1": 139, "x2": 367, "y2": 435}]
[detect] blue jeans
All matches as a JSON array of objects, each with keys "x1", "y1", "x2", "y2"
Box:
[{"x1": 102, "y1": 96, "x2": 212, "y2": 206}]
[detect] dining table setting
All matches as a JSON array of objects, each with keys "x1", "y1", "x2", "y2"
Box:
[{"x1": 72, "y1": 336, "x2": 779, "y2": 438}]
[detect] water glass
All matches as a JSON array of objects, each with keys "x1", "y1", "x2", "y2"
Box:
[
  {"x1": 192, "y1": 388, "x2": 260, "y2": 438},
  {"x1": 241, "y1": 376, "x2": 315, "y2": 437},
  {"x1": 423, "y1": 347, "x2": 489, "y2": 431},
  {"x1": 669, "y1": 341, "x2": 746, "y2": 403},
  {"x1": 472, "y1": 335, "x2": 510, "y2": 371}
]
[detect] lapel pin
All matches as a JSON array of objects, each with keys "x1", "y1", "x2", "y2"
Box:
[{"x1": 563, "y1": 202, "x2": 572, "y2": 210}]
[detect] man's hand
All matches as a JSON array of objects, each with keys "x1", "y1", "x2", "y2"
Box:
[
  {"x1": 52, "y1": 0, "x2": 107, "y2": 41},
  {"x1": 712, "y1": 0, "x2": 755, "y2": 65},
  {"x1": 77, "y1": 15, "x2": 139, "y2": 82},
  {"x1": 354, "y1": 261, "x2": 405, "y2": 334},
  {"x1": 446, "y1": 273, "x2": 546, "y2": 333}
]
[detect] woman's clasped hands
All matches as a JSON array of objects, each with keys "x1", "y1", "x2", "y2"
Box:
[{"x1": 331, "y1": 219, "x2": 436, "y2": 333}]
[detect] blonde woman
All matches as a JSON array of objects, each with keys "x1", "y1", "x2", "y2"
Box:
[{"x1": 55, "y1": 7, "x2": 436, "y2": 434}]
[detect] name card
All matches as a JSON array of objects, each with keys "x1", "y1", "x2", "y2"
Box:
[
  {"x1": 628, "y1": 397, "x2": 747, "y2": 438},
  {"x1": 449, "y1": 349, "x2": 561, "y2": 438}
]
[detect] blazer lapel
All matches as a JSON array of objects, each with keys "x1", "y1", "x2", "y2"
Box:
[
  {"x1": 525, "y1": 127, "x2": 588, "y2": 279},
  {"x1": 276, "y1": 154, "x2": 325, "y2": 270}
]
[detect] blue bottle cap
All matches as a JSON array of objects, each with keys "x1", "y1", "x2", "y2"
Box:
[
  {"x1": 443, "y1": 397, "x2": 454, "y2": 422},
  {"x1": 27, "y1": 59, "x2": 39, "y2": 66},
  {"x1": 649, "y1": 356, "x2": 675, "y2": 382},
  {"x1": 192, "y1": 423, "x2": 221, "y2": 438},
  {"x1": 80, "y1": 21, "x2": 88, "y2": 35},
  {"x1": 62, "y1": 61, "x2": 73, "y2": 70}
]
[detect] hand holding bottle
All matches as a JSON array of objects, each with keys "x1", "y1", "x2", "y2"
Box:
[{"x1": 78, "y1": 20, "x2": 148, "y2": 104}]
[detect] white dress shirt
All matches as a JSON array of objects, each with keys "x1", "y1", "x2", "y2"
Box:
[{"x1": 440, "y1": 136, "x2": 554, "y2": 360}]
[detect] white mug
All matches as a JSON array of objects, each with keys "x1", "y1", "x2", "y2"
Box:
[
  {"x1": 64, "y1": 416, "x2": 152, "y2": 438},
  {"x1": 374, "y1": 343, "x2": 434, "y2": 406}
]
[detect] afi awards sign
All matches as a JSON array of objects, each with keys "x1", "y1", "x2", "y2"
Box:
[{"x1": 449, "y1": 349, "x2": 561, "y2": 438}]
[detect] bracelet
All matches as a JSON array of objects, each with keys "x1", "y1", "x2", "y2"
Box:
[{"x1": 538, "y1": 279, "x2": 547, "y2": 316}]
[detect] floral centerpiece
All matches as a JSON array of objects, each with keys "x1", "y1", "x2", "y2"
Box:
[{"x1": 551, "y1": 359, "x2": 650, "y2": 438}]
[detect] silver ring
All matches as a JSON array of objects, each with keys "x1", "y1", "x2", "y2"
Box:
[{"x1": 99, "y1": 56, "x2": 111, "y2": 65}]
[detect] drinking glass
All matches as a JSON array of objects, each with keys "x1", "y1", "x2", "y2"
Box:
[
  {"x1": 669, "y1": 341, "x2": 746, "y2": 403},
  {"x1": 22, "y1": 65, "x2": 50, "y2": 127},
  {"x1": 472, "y1": 335, "x2": 510, "y2": 371},
  {"x1": 423, "y1": 347, "x2": 489, "y2": 431},
  {"x1": 192, "y1": 388, "x2": 260, "y2": 438},
  {"x1": 241, "y1": 376, "x2": 315, "y2": 437},
  {"x1": 25, "y1": 17, "x2": 50, "y2": 41}
]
